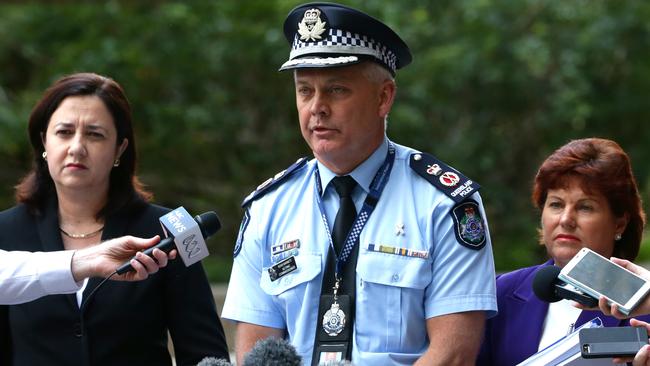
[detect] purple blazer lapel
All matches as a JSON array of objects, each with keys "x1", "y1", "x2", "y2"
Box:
[{"x1": 510, "y1": 261, "x2": 552, "y2": 354}]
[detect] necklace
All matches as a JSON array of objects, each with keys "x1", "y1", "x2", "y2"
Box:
[{"x1": 59, "y1": 226, "x2": 104, "y2": 239}]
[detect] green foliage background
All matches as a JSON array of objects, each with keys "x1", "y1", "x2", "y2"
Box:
[{"x1": 1, "y1": 0, "x2": 649, "y2": 281}]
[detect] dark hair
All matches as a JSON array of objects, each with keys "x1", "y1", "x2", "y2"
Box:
[
  {"x1": 532, "y1": 138, "x2": 645, "y2": 260},
  {"x1": 15, "y1": 72, "x2": 152, "y2": 217}
]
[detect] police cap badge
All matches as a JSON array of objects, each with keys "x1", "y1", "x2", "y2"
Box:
[{"x1": 279, "y1": 2, "x2": 412, "y2": 75}]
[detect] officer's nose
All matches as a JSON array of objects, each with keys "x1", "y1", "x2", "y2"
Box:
[{"x1": 309, "y1": 91, "x2": 329, "y2": 117}]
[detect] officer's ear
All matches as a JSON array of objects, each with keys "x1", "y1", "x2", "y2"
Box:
[{"x1": 378, "y1": 80, "x2": 396, "y2": 119}]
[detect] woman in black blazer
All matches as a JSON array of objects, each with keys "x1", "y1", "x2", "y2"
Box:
[{"x1": 0, "y1": 73, "x2": 229, "y2": 366}]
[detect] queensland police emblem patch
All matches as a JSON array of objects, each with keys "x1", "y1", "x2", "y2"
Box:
[{"x1": 450, "y1": 199, "x2": 486, "y2": 250}]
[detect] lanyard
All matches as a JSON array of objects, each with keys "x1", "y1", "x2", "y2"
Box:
[{"x1": 314, "y1": 142, "x2": 395, "y2": 277}]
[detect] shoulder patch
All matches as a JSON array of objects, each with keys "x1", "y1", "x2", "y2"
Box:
[
  {"x1": 241, "y1": 157, "x2": 308, "y2": 207},
  {"x1": 409, "y1": 152, "x2": 480, "y2": 203},
  {"x1": 450, "y1": 199, "x2": 486, "y2": 250}
]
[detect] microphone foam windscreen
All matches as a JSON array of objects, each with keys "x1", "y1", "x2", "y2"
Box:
[
  {"x1": 243, "y1": 337, "x2": 301, "y2": 366},
  {"x1": 196, "y1": 356, "x2": 232, "y2": 366},
  {"x1": 195, "y1": 211, "x2": 221, "y2": 238},
  {"x1": 532, "y1": 265, "x2": 562, "y2": 303}
]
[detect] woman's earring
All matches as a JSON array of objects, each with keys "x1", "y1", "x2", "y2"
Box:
[
  {"x1": 615, "y1": 233, "x2": 622, "y2": 241},
  {"x1": 113, "y1": 158, "x2": 120, "y2": 167},
  {"x1": 42, "y1": 151, "x2": 47, "y2": 161}
]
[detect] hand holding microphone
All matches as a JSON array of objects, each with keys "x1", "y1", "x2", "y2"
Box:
[{"x1": 116, "y1": 207, "x2": 221, "y2": 275}]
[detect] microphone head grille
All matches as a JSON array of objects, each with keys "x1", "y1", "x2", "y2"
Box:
[
  {"x1": 195, "y1": 211, "x2": 221, "y2": 238},
  {"x1": 532, "y1": 265, "x2": 562, "y2": 303}
]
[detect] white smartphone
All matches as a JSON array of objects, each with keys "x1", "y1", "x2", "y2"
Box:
[{"x1": 558, "y1": 247, "x2": 650, "y2": 315}]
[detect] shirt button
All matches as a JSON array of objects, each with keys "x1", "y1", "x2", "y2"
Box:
[{"x1": 392, "y1": 274, "x2": 400, "y2": 282}]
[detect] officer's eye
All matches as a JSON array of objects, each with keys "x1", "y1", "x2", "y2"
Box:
[
  {"x1": 297, "y1": 86, "x2": 312, "y2": 96},
  {"x1": 330, "y1": 86, "x2": 347, "y2": 94}
]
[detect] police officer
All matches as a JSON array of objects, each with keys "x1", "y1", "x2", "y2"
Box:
[{"x1": 222, "y1": 3, "x2": 497, "y2": 365}]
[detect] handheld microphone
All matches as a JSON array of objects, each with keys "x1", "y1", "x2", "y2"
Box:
[
  {"x1": 242, "y1": 337, "x2": 301, "y2": 366},
  {"x1": 116, "y1": 207, "x2": 220, "y2": 275},
  {"x1": 532, "y1": 265, "x2": 599, "y2": 307},
  {"x1": 196, "y1": 357, "x2": 232, "y2": 366}
]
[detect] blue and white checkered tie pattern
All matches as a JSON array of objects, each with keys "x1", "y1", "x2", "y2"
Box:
[{"x1": 339, "y1": 211, "x2": 367, "y2": 263}]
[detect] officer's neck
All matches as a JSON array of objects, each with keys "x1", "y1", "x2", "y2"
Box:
[{"x1": 315, "y1": 136, "x2": 385, "y2": 175}]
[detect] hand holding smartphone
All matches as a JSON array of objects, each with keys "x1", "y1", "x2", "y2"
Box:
[
  {"x1": 558, "y1": 248, "x2": 650, "y2": 316},
  {"x1": 580, "y1": 326, "x2": 648, "y2": 359}
]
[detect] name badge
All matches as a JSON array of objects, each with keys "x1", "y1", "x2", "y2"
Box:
[{"x1": 268, "y1": 256, "x2": 298, "y2": 281}]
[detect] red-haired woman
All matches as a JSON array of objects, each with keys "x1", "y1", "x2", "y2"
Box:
[{"x1": 477, "y1": 138, "x2": 649, "y2": 365}]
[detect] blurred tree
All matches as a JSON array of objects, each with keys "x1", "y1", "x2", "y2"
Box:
[{"x1": 1, "y1": 0, "x2": 649, "y2": 280}]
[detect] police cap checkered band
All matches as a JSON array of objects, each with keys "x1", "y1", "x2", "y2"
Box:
[{"x1": 279, "y1": 2, "x2": 412, "y2": 74}]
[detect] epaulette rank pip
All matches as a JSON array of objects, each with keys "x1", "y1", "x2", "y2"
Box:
[
  {"x1": 409, "y1": 152, "x2": 480, "y2": 204},
  {"x1": 241, "y1": 157, "x2": 308, "y2": 207}
]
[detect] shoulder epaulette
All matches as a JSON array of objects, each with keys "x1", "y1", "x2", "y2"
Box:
[
  {"x1": 241, "y1": 157, "x2": 309, "y2": 207},
  {"x1": 409, "y1": 152, "x2": 480, "y2": 204}
]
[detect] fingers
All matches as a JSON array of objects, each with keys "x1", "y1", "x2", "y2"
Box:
[
  {"x1": 597, "y1": 296, "x2": 612, "y2": 316},
  {"x1": 633, "y1": 344, "x2": 650, "y2": 366},
  {"x1": 613, "y1": 356, "x2": 633, "y2": 364},
  {"x1": 596, "y1": 295, "x2": 630, "y2": 319},
  {"x1": 617, "y1": 319, "x2": 650, "y2": 366},
  {"x1": 134, "y1": 251, "x2": 161, "y2": 275},
  {"x1": 610, "y1": 303, "x2": 629, "y2": 319},
  {"x1": 127, "y1": 235, "x2": 161, "y2": 251},
  {"x1": 612, "y1": 342, "x2": 650, "y2": 365},
  {"x1": 151, "y1": 248, "x2": 169, "y2": 268},
  {"x1": 611, "y1": 257, "x2": 640, "y2": 275},
  {"x1": 610, "y1": 257, "x2": 650, "y2": 281},
  {"x1": 610, "y1": 256, "x2": 631, "y2": 267},
  {"x1": 630, "y1": 318, "x2": 650, "y2": 332},
  {"x1": 128, "y1": 257, "x2": 149, "y2": 281}
]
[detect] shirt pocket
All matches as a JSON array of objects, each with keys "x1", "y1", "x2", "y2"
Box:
[
  {"x1": 356, "y1": 250, "x2": 432, "y2": 353},
  {"x1": 259, "y1": 253, "x2": 322, "y2": 296}
]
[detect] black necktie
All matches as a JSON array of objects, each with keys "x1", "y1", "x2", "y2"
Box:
[
  {"x1": 321, "y1": 175, "x2": 358, "y2": 295},
  {"x1": 331, "y1": 175, "x2": 357, "y2": 255}
]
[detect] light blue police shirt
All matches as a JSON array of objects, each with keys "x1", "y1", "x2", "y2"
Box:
[{"x1": 222, "y1": 138, "x2": 497, "y2": 365}]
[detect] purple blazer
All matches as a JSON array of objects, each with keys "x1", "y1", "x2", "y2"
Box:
[{"x1": 477, "y1": 260, "x2": 650, "y2": 366}]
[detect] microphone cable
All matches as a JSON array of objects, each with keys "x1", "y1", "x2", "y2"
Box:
[
  {"x1": 80, "y1": 270, "x2": 117, "y2": 311},
  {"x1": 76, "y1": 269, "x2": 118, "y2": 365}
]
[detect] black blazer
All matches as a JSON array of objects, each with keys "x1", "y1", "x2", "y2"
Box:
[{"x1": 0, "y1": 200, "x2": 229, "y2": 366}]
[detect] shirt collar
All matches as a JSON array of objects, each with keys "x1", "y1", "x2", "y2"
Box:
[{"x1": 317, "y1": 137, "x2": 389, "y2": 195}]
